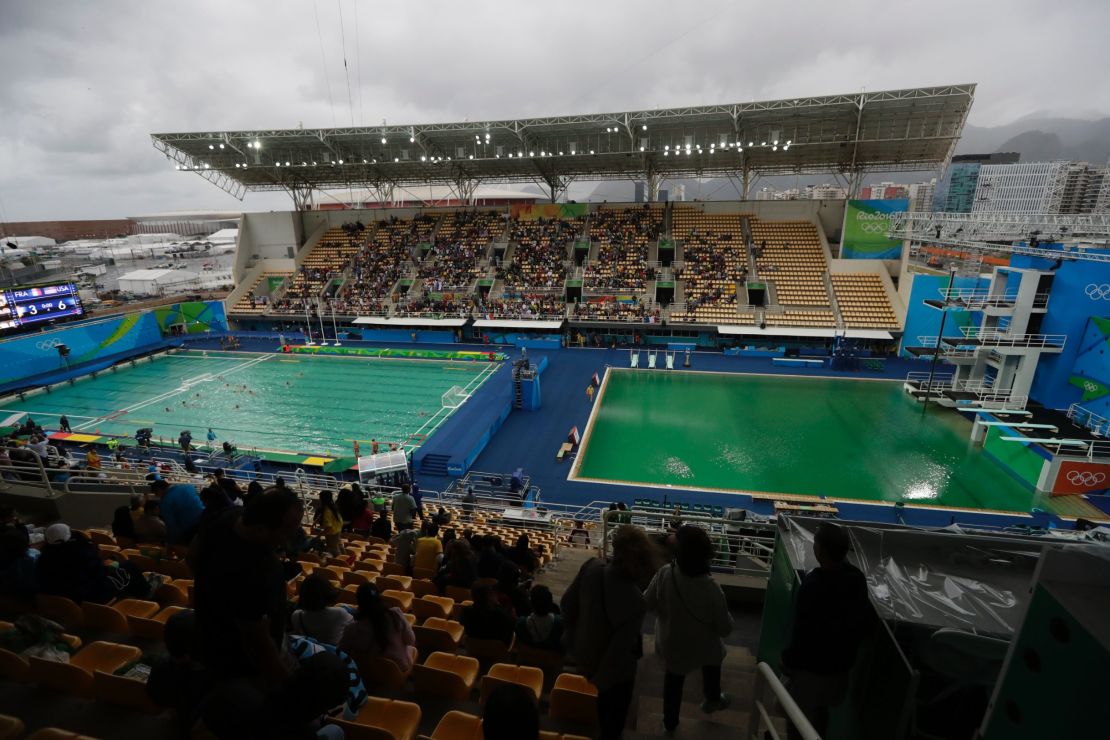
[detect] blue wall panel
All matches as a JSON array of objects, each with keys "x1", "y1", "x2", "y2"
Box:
[{"x1": 899, "y1": 273, "x2": 987, "y2": 358}]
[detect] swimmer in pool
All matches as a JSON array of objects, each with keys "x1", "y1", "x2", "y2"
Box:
[{"x1": 165, "y1": 407, "x2": 172, "y2": 413}]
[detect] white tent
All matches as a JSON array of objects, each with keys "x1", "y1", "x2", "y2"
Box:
[{"x1": 117, "y1": 268, "x2": 198, "y2": 296}]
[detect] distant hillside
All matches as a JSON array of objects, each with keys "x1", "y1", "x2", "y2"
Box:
[{"x1": 957, "y1": 117, "x2": 1110, "y2": 163}]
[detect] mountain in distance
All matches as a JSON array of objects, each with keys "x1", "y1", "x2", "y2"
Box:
[{"x1": 576, "y1": 115, "x2": 1110, "y2": 202}]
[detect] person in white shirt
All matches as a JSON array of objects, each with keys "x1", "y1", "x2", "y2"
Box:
[{"x1": 290, "y1": 573, "x2": 353, "y2": 646}]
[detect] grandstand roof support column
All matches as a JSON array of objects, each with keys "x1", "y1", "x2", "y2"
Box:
[
  {"x1": 288, "y1": 183, "x2": 315, "y2": 212},
  {"x1": 541, "y1": 174, "x2": 572, "y2": 203}
]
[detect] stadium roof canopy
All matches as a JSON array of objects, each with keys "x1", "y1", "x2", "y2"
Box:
[{"x1": 152, "y1": 84, "x2": 976, "y2": 207}]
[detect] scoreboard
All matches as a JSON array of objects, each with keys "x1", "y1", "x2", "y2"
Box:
[{"x1": 0, "y1": 282, "x2": 84, "y2": 334}]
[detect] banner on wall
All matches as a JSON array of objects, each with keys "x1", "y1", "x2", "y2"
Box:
[{"x1": 841, "y1": 199, "x2": 908, "y2": 259}]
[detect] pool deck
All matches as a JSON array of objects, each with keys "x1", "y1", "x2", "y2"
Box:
[{"x1": 73, "y1": 335, "x2": 1110, "y2": 529}]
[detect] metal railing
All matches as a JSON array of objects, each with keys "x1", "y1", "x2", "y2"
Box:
[
  {"x1": 958, "y1": 327, "x2": 1067, "y2": 348},
  {"x1": 1067, "y1": 403, "x2": 1110, "y2": 437},
  {"x1": 600, "y1": 508, "x2": 777, "y2": 578},
  {"x1": 748, "y1": 662, "x2": 821, "y2": 740}
]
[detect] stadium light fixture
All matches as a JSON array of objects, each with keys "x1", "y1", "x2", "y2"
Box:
[
  {"x1": 302, "y1": 161, "x2": 307, "y2": 166},
  {"x1": 664, "y1": 151, "x2": 669, "y2": 156},
  {"x1": 590, "y1": 150, "x2": 595, "y2": 154},
  {"x1": 241, "y1": 164, "x2": 247, "y2": 169},
  {"x1": 381, "y1": 137, "x2": 387, "y2": 144},
  {"x1": 772, "y1": 145, "x2": 778, "y2": 151},
  {"x1": 208, "y1": 144, "x2": 214, "y2": 149},
  {"x1": 285, "y1": 161, "x2": 291, "y2": 166},
  {"x1": 664, "y1": 145, "x2": 669, "y2": 151},
  {"x1": 748, "y1": 141, "x2": 753, "y2": 147},
  {"x1": 761, "y1": 141, "x2": 766, "y2": 146},
  {"x1": 204, "y1": 163, "x2": 210, "y2": 169},
  {"x1": 773, "y1": 139, "x2": 779, "y2": 146},
  {"x1": 338, "y1": 159, "x2": 343, "y2": 164},
  {"x1": 639, "y1": 146, "x2": 644, "y2": 152},
  {"x1": 219, "y1": 143, "x2": 225, "y2": 149},
  {"x1": 530, "y1": 151, "x2": 535, "y2": 157},
  {"x1": 469, "y1": 154, "x2": 474, "y2": 159},
  {"x1": 786, "y1": 139, "x2": 792, "y2": 145},
  {"x1": 421, "y1": 155, "x2": 427, "y2": 161},
  {"x1": 394, "y1": 157, "x2": 399, "y2": 162},
  {"x1": 642, "y1": 124, "x2": 647, "y2": 130},
  {"x1": 409, "y1": 136, "x2": 415, "y2": 142}
]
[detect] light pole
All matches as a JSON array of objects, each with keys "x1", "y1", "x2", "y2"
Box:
[
  {"x1": 330, "y1": 302, "x2": 342, "y2": 346},
  {"x1": 316, "y1": 299, "x2": 329, "y2": 346},
  {"x1": 922, "y1": 265, "x2": 958, "y2": 415},
  {"x1": 302, "y1": 300, "x2": 316, "y2": 346}
]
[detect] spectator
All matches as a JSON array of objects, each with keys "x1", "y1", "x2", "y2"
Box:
[
  {"x1": 484, "y1": 683, "x2": 540, "y2": 740},
  {"x1": 146, "y1": 610, "x2": 207, "y2": 721},
  {"x1": 291, "y1": 573, "x2": 354, "y2": 646},
  {"x1": 189, "y1": 488, "x2": 304, "y2": 682},
  {"x1": 59, "y1": 414, "x2": 71, "y2": 433},
  {"x1": 434, "y1": 539, "x2": 478, "y2": 593},
  {"x1": 244, "y1": 479, "x2": 265, "y2": 506},
  {"x1": 461, "y1": 486, "x2": 477, "y2": 520},
  {"x1": 644, "y1": 526, "x2": 734, "y2": 733},
  {"x1": 515, "y1": 585, "x2": 563, "y2": 651},
  {"x1": 476, "y1": 535, "x2": 505, "y2": 579},
  {"x1": 410, "y1": 481, "x2": 424, "y2": 519},
  {"x1": 135, "y1": 499, "x2": 168, "y2": 544},
  {"x1": 506, "y1": 533, "x2": 539, "y2": 577},
  {"x1": 495, "y1": 562, "x2": 530, "y2": 618},
  {"x1": 339, "y1": 583, "x2": 416, "y2": 674},
  {"x1": 350, "y1": 500, "x2": 374, "y2": 535},
  {"x1": 111, "y1": 504, "x2": 137, "y2": 542},
  {"x1": 213, "y1": 468, "x2": 242, "y2": 504},
  {"x1": 413, "y1": 522, "x2": 442, "y2": 573},
  {"x1": 431, "y1": 506, "x2": 452, "y2": 527},
  {"x1": 391, "y1": 526, "x2": 418, "y2": 573},
  {"x1": 370, "y1": 512, "x2": 393, "y2": 541},
  {"x1": 0, "y1": 524, "x2": 37, "y2": 602},
  {"x1": 314, "y1": 490, "x2": 343, "y2": 557},
  {"x1": 336, "y1": 485, "x2": 362, "y2": 529},
  {"x1": 568, "y1": 520, "x2": 591, "y2": 546},
  {"x1": 152, "y1": 478, "x2": 204, "y2": 545},
  {"x1": 37, "y1": 524, "x2": 148, "y2": 604},
  {"x1": 562, "y1": 525, "x2": 661, "y2": 740},
  {"x1": 782, "y1": 523, "x2": 873, "y2": 740},
  {"x1": 200, "y1": 484, "x2": 233, "y2": 527},
  {"x1": 85, "y1": 447, "x2": 101, "y2": 471},
  {"x1": 460, "y1": 584, "x2": 516, "y2": 645},
  {"x1": 391, "y1": 486, "x2": 417, "y2": 530}
]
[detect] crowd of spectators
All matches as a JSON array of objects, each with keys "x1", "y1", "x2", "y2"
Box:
[
  {"x1": 571, "y1": 298, "x2": 661, "y2": 323},
  {"x1": 499, "y1": 217, "x2": 580, "y2": 289},
  {"x1": 479, "y1": 293, "x2": 564, "y2": 319},
  {"x1": 584, "y1": 205, "x2": 662, "y2": 292}
]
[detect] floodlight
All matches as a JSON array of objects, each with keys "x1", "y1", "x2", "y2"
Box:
[
  {"x1": 642, "y1": 124, "x2": 647, "y2": 130},
  {"x1": 773, "y1": 139, "x2": 778, "y2": 146},
  {"x1": 362, "y1": 159, "x2": 366, "y2": 164},
  {"x1": 748, "y1": 141, "x2": 753, "y2": 147},
  {"x1": 204, "y1": 163, "x2": 210, "y2": 169},
  {"x1": 665, "y1": 145, "x2": 670, "y2": 151},
  {"x1": 664, "y1": 151, "x2": 669, "y2": 156},
  {"x1": 208, "y1": 144, "x2": 214, "y2": 149},
  {"x1": 175, "y1": 165, "x2": 181, "y2": 170},
  {"x1": 589, "y1": 150, "x2": 595, "y2": 154},
  {"x1": 219, "y1": 143, "x2": 225, "y2": 149},
  {"x1": 485, "y1": 133, "x2": 490, "y2": 139},
  {"x1": 241, "y1": 164, "x2": 247, "y2": 169},
  {"x1": 421, "y1": 156, "x2": 427, "y2": 161},
  {"x1": 469, "y1": 155, "x2": 474, "y2": 159},
  {"x1": 285, "y1": 161, "x2": 290, "y2": 166},
  {"x1": 530, "y1": 151, "x2": 535, "y2": 156},
  {"x1": 302, "y1": 161, "x2": 307, "y2": 166},
  {"x1": 786, "y1": 140, "x2": 792, "y2": 145},
  {"x1": 410, "y1": 136, "x2": 415, "y2": 142},
  {"x1": 761, "y1": 141, "x2": 766, "y2": 146},
  {"x1": 772, "y1": 145, "x2": 778, "y2": 151},
  {"x1": 381, "y1": 137, "x2": 387, "y2": 144},
  {"x1": 559, "y1": 151, "x2": 564, "y2": 156},
  {"x1": 639, "y1": 146, "x2": 644, "y2": 152},
  {"x1": 394, "y1": 157, "x2": 399, "y2": 162}
]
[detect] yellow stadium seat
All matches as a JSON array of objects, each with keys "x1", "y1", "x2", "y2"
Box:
[
  {"x1": 413, "y1": 651, "x2": 480, "y2": 700},
  {"x1": 479, "y1": 663, "x2": 543, "y2": 704}
]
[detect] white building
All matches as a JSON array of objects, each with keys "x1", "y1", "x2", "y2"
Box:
[
  {"x1": 117, "y1": 268, "x2": 199, "y2": 296},
  {"x1": 907, "y1": 179, "x2": 937, "y2": 212},
  {"x1": 972, "y1": 161, "x2": 1069, "y2": 214},
  {"x1": 808, "y1": 184, "x2": 848, "y2": 200}
]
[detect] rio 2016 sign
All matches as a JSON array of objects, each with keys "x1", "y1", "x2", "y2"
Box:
[{"x1": 841, "y1": 199, "x2": 908, "y2": 259}]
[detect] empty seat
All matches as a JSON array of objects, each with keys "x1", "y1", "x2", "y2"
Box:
[
  {"x1": 330, "y1": 697, "x2": 422, "y2": 740},
  {"x1": 480, "y1": 663, "x2": 544, "y2": 704},
  {"x1": 414, "y1": 618, "x2": 464, "y2": 655},
  {"x1": 410, "y1": 579, "x2": 438, "y2": 598},
  {"x1": 93, "y1": 669, "x2": 158, "y2": 712},
  {"x1": 548, "y1": 673, "x2": 599, "y2": 725},
  {"x1": 127, "y1": 605, "x2": 188, "y2": 640},
  {"x1": 381, "y1": 589, "x2": 414, "y2": 612},
  {"x1": 34, "y1": 594, "x2": 84, "y2": 631},
  {"x1": 413, "y1": 652, "x2": 480, "y2": 700},
  {"x1": 428, "y1": 710, "x2": 482, "y2": 740},
  {"x1": 410, "y1": 595, "x2": 453, "y2": 623},
  {"x1": 29, "y1": 641, "x2": 141, "y2": 697}
]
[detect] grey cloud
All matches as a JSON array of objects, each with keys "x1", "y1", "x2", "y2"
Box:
[{"x1": 1, "y1": 0, "x2": 1108, "y2": 221}]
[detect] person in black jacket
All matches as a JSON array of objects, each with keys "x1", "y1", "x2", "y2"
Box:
[{"x1": 781, "y1": 522, "x2": 873, "y2": 740}]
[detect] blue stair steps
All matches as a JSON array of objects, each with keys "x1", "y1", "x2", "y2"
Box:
[{"x1": 420, "y1": 453, "x2": 451, "y2": 476}]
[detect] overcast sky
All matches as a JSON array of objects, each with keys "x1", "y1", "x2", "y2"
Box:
[{"x1": 1, "y1": 0, "x2": 1107, "y2": 222}]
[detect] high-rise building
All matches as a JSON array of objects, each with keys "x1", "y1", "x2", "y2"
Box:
[
  {"x1": 1059, "y1": 162, "x2": 1108, "y2": 214},
  {"x1": 933, "y1": 152, "x2": 1020, "y2": 213},
  {"x1": 907, "y1": 179, "x2": 937, "y2": 212},
  {"x1": 754, "y1": 187, "x2": 778, "y2": 201},
  {"x1": 972, "y1": 161, "x2": 1067, "y2": 214},
  {"x1": 808, "y1": 184, "x2": 848, "y2": 200}
]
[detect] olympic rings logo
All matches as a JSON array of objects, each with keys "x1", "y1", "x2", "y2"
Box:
[
  {"x1": 1084, "y1": 381, "x2": 1100, "y2": 393},
  {"x1": 858, "y1": 221, "x2": 888, "y2": 234},
  {"x1": 35, "y1": 339, "x2": 63, "y2": 351},
  {"x1": 1085, "y1": 284, "x2": 1110, "y2": 300},
  {"x1": 1066, "y1": 471, "x2": 1106, "y2": 487}
]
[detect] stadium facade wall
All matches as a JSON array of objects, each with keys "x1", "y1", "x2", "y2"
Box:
[
  {"x1": 898, "y1": 273, "x2": 987, "y2": 358},
  {"x1": 1017, "y1": 253, "x2": 1110, "y2": 408},
  {"x1": 0, "y1": 301, "x2": 226, "y2": 394}
]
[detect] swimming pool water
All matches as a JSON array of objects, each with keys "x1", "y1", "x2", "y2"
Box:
[
  {"x1": 0, "y1": 350, "x2": 495, "y2": 456},
  {"x1": 572, "y1": 369, "x2": 1040, "y2": 512}
]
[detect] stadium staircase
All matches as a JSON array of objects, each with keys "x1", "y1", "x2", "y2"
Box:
[
  {"x1": 418, "y1": 453, "x2": 451, "y2": 476},
  {"x1": 536, "y1": 548, "x2": 770, "y2": 740}
]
